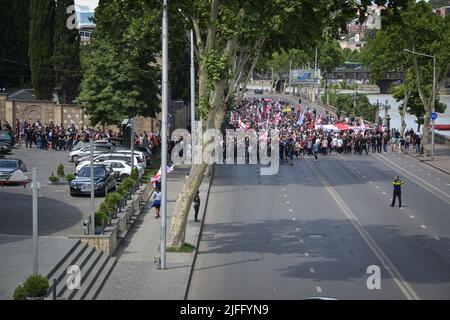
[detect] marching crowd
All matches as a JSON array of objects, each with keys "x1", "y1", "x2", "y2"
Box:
[{"x1": 227, "y1": 97, "x2": 422, "y2": 163}]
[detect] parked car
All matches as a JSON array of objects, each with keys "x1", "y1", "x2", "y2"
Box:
[
  {"x1": 69, "y1": 144, "x2": 116, "y2": 162},
  {"x1": 116, "y1": 146, "x2": 152, "y2": 165},
  {"x1": 0, "y1": 142, "x2": 12, "y2": 155},
  {"x1": 70, "y1": 165, "x2": 117, "y2": 197},
  {"x1": 113, "y1": 150, "x2": 147, "y2": 167},
  {"x1": 0, "y1": 131, "x2": 15, "y2": 147},
  {"x1": 75, "y1": 153, "x2": 144, "y2": 171},
  {"x1": 0, "y1": 158, "x2": 27, "y2": 181},
  {"x1": 100, "y1": 160, "x2": 142, "y2": 181}
]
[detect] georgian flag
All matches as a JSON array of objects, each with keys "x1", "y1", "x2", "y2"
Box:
[{"x1": 151, "y1": 165, "x2": 175, "y2": 187}]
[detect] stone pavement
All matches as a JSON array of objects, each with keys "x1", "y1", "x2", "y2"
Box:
[
  {"x1": 96, "y1": 165, "x2": 212, "y2": 300},
  {"x1": 404, "y1": 143, "x2": 450, "y2": 175},
  {"x1": 0, "y1": 235, "x2": 79, "y2": 300}
]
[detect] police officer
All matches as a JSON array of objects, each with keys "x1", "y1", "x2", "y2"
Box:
[
  {"x1": 391, "y1": 175, "x2": 405, "y2": 208},
  {"x1": 193, "y1": 190, "x2": 201, "y2": 222}
]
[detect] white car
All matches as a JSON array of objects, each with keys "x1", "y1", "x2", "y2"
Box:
[
  {"x1": 69, "y1": 144, "x2": 115, "y2": 162},
  {"x1": 76, "y1": 160, "x2": 142, "y2": 181},
  {"x1": 76, "y1": 154, "x2": 145, "y2": 173}
]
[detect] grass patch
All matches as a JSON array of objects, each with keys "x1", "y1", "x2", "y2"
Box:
[{"x1": 166, "y1": 243, "x2": 196, "y2": 253}]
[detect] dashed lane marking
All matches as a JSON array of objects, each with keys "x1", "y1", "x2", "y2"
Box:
[
  {"x1": 409, "y1": 215, "x2": 415, "y2": 219},
  {"x1": 310, "y1": 268, "x2": 316, "y2": 273},
  {"x1": 316, "y1": 286, "x2": 323, "y2": 293},
  {"x1": 304, "y1": 252, "x2": 310, "y2": 257},
  {"x1": 306, "y1": 158, "x2": 420, "y2": 300},
  {"x1": 420, "y1": 225, "x2": 427, "y2": 229},
  {"x1": 434, "y1": 236, "x2": 440, "y2": 241},
  {"x1": 375, "y1": 154, "x2": 450, "y2": 205}
]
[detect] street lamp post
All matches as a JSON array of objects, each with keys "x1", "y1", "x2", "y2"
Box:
[
  {"x1": 160, "y1": 0, "x2": 169, "y2": 270},
  {"x1": 382, "y1": 99, "x2": 391, "y2": 131},
  {"x1": 404, "y1": 49, "x2": 436, "y2": 160},
  {"x1": 190, "y1": 29, "x2": 196, "y2": 164}
]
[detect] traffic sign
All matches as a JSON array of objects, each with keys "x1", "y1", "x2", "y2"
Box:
[{"x1": 430, "y1": 112, "x2": 438, "y2": 121}]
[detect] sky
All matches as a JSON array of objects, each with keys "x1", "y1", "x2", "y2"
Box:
[{"x1": 75, "y1": 0, "x2": 99, "y2": 11}]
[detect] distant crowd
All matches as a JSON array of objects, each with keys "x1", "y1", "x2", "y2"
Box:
[{"x1": 0, "y1": 119, "x2": 160, "y2": 152}]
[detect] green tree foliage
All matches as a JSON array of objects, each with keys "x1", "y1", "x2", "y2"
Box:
[
  {"x1": 0, "y1": 0, "x2": 31, "y2": 88},
  {"x1": 29, "y1": 0, "x2": 55, "y2": 100},
  {"x1": 78, "y1": 0, "x2": 161, "y2": 126},
  {"x1": 328, "y1": 92, "x2": 377, "y2": 122},
  {"x1": 52, "y1": 0, "x2": 82, "y2": 103}
]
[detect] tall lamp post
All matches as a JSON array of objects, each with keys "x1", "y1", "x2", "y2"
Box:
[
  {"x1": 382, "y1": 99, "x2": 391, "y2": 131},
  {"x1": 404, "y1": 48, "x2": 436, "y2": 160},
  {"x1": 160, "y1": 0, "x2": 169, "y2": 270}
]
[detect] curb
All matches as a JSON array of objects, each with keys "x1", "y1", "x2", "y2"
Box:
[
  {"x1": 184, "y1": 165, "x2": 215, "y2": 300},
  {"x1": 402, "y1": 150, "x2": 450, "y2": 175}
]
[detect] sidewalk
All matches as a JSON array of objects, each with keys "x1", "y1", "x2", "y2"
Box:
[
  {"x1": 96, "y1": 165, "x2": 212, "y2": 300},
  {"x1": 404, "y1": 144, "x2": 450, "y2": 175}
]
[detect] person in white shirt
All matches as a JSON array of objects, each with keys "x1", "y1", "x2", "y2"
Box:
[{"x1": 152, "y1": 187, "x2": 161, "y2": 219}]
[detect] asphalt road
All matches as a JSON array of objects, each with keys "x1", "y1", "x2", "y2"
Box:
[
  {"x1": 187, "y1": 99, "x2": 450, "y2": 300},
  {"x1": 0, "y1": 147, "x2": 103, "y2": 237}
]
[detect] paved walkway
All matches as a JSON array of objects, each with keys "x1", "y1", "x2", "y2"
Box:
[
  {"x1": 404, "y1": 143, "x2": 450, "y2": 175},
  {"x1": 97, "y1": 165, "x2": 211, "y2": 300}
]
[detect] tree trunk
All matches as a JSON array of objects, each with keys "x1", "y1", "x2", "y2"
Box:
[
  {"x1": 422, "y1": 107, "x2": 431, "y2": 156},
  {"x1": 400, "y1": 89, "x2": 409, "y2": 137},
  {"x1": 167, "y1": 163, "x2": 208, "y2": 248}
]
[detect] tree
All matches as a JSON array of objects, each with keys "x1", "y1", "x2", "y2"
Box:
[
  {"x1": 78, "y1": 0, "x2": 161, "y2": 126},
  {"x1": 29, "y1": 0, "x2": 55, "y2": 100},
  {"x1": 0, "y1": 0, "x2": 31, "y2": 89},
  {"x1": 52, "y1": 0, "x2": 82, "y2": 104},
  {"x1": 318, "y1": 38, "x2": 344, "y2": 100}
]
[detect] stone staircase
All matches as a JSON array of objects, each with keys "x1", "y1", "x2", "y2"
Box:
[{"x1": 44, "y1": 240, "x2": 117, "y2": 300}]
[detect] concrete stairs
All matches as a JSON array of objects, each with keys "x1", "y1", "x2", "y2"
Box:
[{"x1": 44, "y1": 240, "x2": 117, "y2": 300}]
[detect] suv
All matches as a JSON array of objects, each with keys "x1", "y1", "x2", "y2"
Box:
[{"x1": 0, "y1": 158, "x2": 27, "y2": 181}]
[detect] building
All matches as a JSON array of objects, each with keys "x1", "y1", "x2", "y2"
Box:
[
  {"x1": 433, "y1": 6, "x2": 450, "y2": 17},
  {"x1": 75, "y1": 3, "x2": 96, "y2": 45}
]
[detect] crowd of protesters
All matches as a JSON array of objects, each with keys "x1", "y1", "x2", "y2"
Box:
[
  {"x1": 0, "y1": 119, "x2": 160, "y2": 152},
  {"x1": 227, "y1": 97, "x2": 422, "y2": 163}
]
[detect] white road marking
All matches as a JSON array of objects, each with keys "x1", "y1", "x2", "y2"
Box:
[
  {"x1": 300, "y1": 239, "x2": 304, "y2": 243},
  {"x1": 295, "y1": 228, "x2": 300, "y2": 232},
  {"x1": 363, "y1": 176, "x2": 367, "y2": 179},
  {"x1": 400, "y1": 207, "x2": 405, "y2": 210},
  {"x1": 382, "y1": 192, "x2": 387, "y2": 195},
  {"x1": 282, "y1": 188, "x2": 286, "y2": 191},
  {"x1": 286, "y1": 201, "x2": 290, "y2": 204},
  {"x1": 434, "y1": 236, "x2": 440, "y2": 241},
  {"x1": 375, "y1": 153, "x2": 450, "y2": 204},
  {"x1": 315, "y1": 286, "x2": 323, "y2": 293},
  {"x1": 409, "y1": 215, "x2": 415, "y2": 219},
  {"x1": 420, "y1": 225, "x2": 427, "y2": 229},
  {"x1": 307, "y1": 158, "x2": 420, "y2": 300},
  {"x1": 292, "y1": 218, "x2": 296, "y2": 221},
  {"x1": 304, "y1": 252, "x2": 309, "y2": 257},
  {"x1": 375, "y1": 186, "x2": 379, "y2": 189},
  {"x1": 310, "y1": 268, "x2": 316, "y2": 273},
  {"x1": 289, "y1": 209, "x2": 293, "y2": 213},
  {"x1": 369, "y1": 181, "x2": 373, "y2": 184}
]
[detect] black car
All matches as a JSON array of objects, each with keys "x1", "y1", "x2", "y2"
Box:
[
  {"x1": 0, "y1": 131, "x2": 15, "y2": 147},
  {"x1": 0, "y1": 158, "x2": 27, "y2": 181},
  {"x1": 70, "y1": 165, "x2": 118, "y2": 197},
  {"x1": 0, "y1": 142, "x2": 12, "y2": 155}
]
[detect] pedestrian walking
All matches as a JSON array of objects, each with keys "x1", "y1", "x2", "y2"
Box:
[
  {"x1": 391, "y1": 175, "x2": 405, "y2": 208},
  {"x1": 194, "y1": 190, "x2": 201, "y2": 222},
  {"x1": 152, "y1": 187, "x2": 162, "y2": 219}
]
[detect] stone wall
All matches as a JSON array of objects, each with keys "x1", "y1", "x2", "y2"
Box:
[{"x1": 0, "y1": 94, "x2": 189, "y2": 136}]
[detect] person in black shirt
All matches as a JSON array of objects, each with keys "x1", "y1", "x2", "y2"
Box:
[{"x1": 194, "y1": 191, "x2": 201, "y2": 222}]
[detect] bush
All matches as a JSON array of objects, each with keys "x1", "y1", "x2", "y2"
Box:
[
  {"x1": 122, "y1": 177, "x2": 134, "y2": 191},
  {"x1": 66, "y1": 173, "x2": 76, "y2": 183},
  {"x1": 49, "y1": 175, "x2": 59, "y2": 183},
  {"x1": 57, "y1": 164, "x2": 65, "y2": 178},
  {"x1": 95, "y1": 209, "x2": 110, "y2": 226},
  {"x1": 105, "y1": 192, "x2": 121, "y2": 207},
  {"x1": 13, "y1": 285, "x2": 27, "y2": 300},
  {"x1": 22, "y1": 275, "x2": 49, "y2": 298},
  {"x1": 130, "y1": 168, "x2": 139, "y2": 180}
]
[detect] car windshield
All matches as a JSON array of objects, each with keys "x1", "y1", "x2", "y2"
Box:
[
  {"x1": 0, "y1": 133, "x2": 12, "y2": 140},
  {"x1": 77, "y1": 167, "x2": 106, "y2": 178},
  {"x1": 0, "y1": 160, "x2": 18, "y2": 169}
]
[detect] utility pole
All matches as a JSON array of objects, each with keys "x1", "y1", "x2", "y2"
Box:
[
  {"x1": 289, "y1": 61, "x2": 292, "y2": 95},
  {"x1": 130, "y1": 118, "x2": 134, "y2": 170},
  {"x1": 160, "y1": 0, "x2": 168, "y2": 270},
  {"x1": 432, "y1": 56, "x2": 436, "y2": 161},
  {"x1": 190, "y1": 29, "x2": 195, "y2": 164},
  {"x1": 32, "y1": 168, "x2": 38, "y2": 275},
  {"x1": 90, "y1": 140, "x2": 95, "y2": 235}
]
